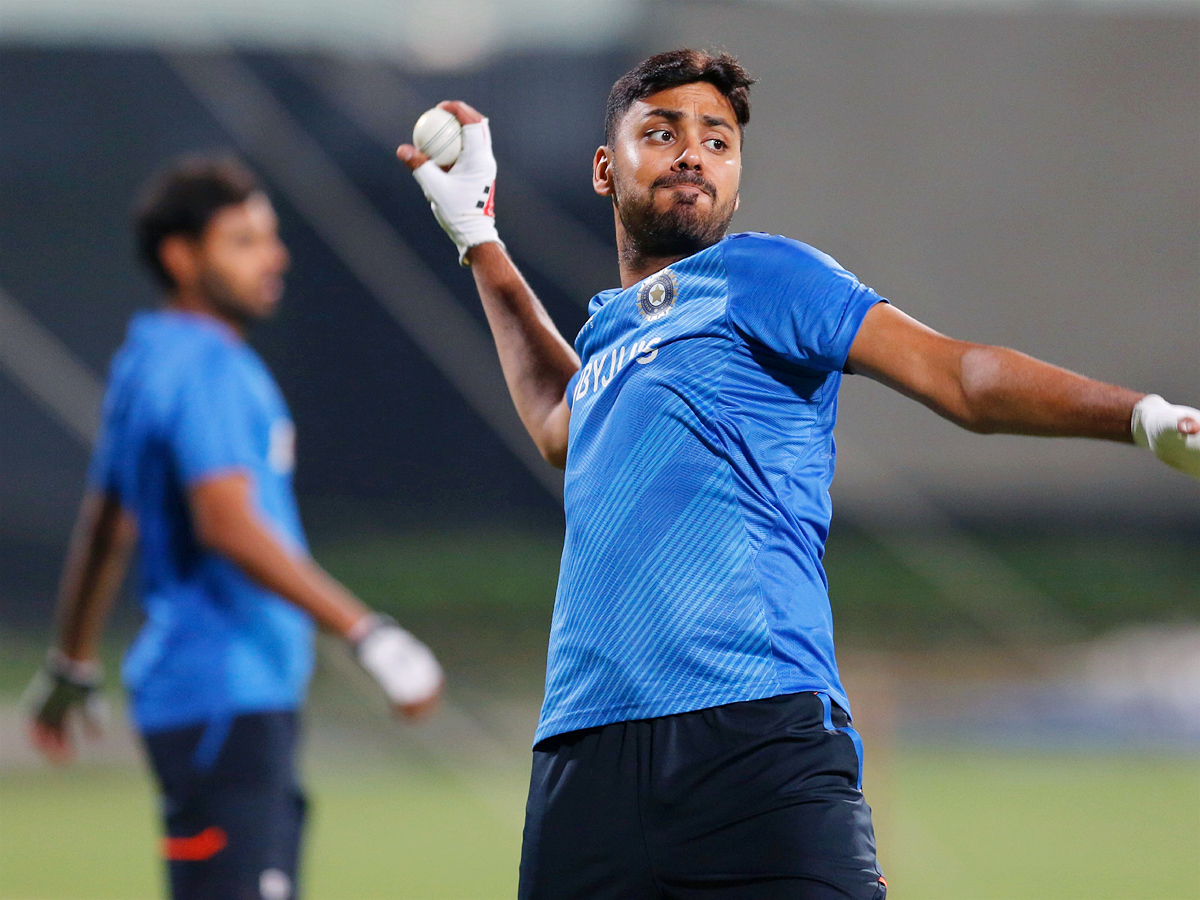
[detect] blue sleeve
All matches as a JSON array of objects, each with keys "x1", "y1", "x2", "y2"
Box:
[
  {"x1": 724, "y1": 233, "x2": 886, "y2": 372},
  {"x1": 170, "y1": 349, "x2": 259, "y2": 486}
]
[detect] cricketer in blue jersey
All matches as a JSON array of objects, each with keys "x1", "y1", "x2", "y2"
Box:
[
  {"x1": 400, "y1": 50, "x2": 1200, "y2": 900},
  {"x1": 25, "y1": 157, "x2": 443, "y2": 900}
]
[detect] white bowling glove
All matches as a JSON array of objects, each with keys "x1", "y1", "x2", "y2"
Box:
[
  {"x1": 353, "y1": 615, "x2": 443, "y2": 707},
  {"x1": 412, "y1": 118, "x2": 503, "y2": 265},
  {"x1": 1131, "y1": 394, "x2": 1200, "y2": 480}
]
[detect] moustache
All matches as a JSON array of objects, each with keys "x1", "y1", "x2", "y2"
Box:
[{"x1": 650, "y1": 172, "x2": 717, "y2": 200}]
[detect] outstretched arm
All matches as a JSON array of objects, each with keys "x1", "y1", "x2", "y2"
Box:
[
  {"x1": 846, "y1": 304, "x2": 1143, "y2": 438},
  {"x1": 847, "y1": 304, "x2": 1199, "y2": 470},
  {"x1": 398, "y1": 101, "x2": 579, "y2": 468}
]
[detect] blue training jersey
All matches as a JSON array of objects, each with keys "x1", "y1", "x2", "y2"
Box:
[
  {"x1": 536, "y1": 232, "x2": 885, "y2": 743},
  {"x1": 88, "y1": 310, "x2": 315, "y2": 732}
]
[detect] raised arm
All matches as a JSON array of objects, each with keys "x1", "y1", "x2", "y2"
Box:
[
  {"x1": 465, "y1": 243, "x2": 578, "y2": 467},
  {"x1": 847, "y1": 303, "x2": 1200, "y2": 474},
  {"x1": 398, "y1": 101, "x2": 579, "y2": 469}
]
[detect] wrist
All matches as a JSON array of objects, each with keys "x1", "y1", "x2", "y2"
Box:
[
  {"x1": 464, "y1": 240, "x2": 505, "y2": 267},
  {"x1": 1130, "y1": 394, "x2": 1166, "y2": 449},
  {"x1": 345, "y1": 612, "x2": 386, "y2": 646},
  {"x1": 47, "y1": 648, "x2": 102, "y2": 686},
  {"x1": 457, "y1": 232, "x2": 504, "y2": 266}
]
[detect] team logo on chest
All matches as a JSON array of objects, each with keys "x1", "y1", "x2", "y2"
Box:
[{"x1": 636, "y1": 269, "x2": 678, "y2": 321}]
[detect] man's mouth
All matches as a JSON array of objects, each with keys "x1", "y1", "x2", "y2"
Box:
[{"x1": 651, "y1": 174, "x2": 717, "y2": 201}]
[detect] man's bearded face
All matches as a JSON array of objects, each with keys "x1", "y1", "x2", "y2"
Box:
[
  {"x1": 191, "y1": 194, "x2": 289, "y2": 326},
  {"x1": 612, "y1": 164, "x2": 739, "y2": 258},
  {"x1": 601, "y1": 82, "x2": 743, "y2": 260}
]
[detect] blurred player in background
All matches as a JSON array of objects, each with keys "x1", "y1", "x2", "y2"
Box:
[
  {"x1": 399, "y1": 49, "x2": 1200, "y2": 899},
  {"x1": 24, "y1": 156, "x2": 443, "y2": 900}
]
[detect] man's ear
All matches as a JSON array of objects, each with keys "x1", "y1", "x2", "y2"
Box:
[
  {"x1": 734, "y1": 192, "x2": 740, "y2": 213},
  {"x1": 593, "y1": 146, "x2": 614, "y2": 199},
  {"x1": 159, "y1": 235, "x2": 198, "y2": 290}
]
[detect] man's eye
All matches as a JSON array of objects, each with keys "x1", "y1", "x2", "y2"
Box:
[
  {"x1": 705, "y1": 138, "x2": 727, "y2": 151},
  {"x1": 648, "y1": 129, "x2": 672, "y2": 142}
]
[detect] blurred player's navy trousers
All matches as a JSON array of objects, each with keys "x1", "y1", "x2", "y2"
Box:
[
  {"x1": 519, "y1": 691, "x2": 886, "y2": 900},
  {"x1": 142, "y1": 710, "x2": 306, "y2": 900}
]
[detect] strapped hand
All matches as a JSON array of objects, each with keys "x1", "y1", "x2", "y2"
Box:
[
  {"x1": 1132, "y1": 394, "x2": 1200, "y2": 480},
  {"x1": 398, "y1": 101, "x2": 502, "y2": 265},
  {"x1": 352, "y1": 614, "x2": 443, "y2": 718},
  {"x1": 24, "y1": 650, "x2": 109, "y2": 763}
]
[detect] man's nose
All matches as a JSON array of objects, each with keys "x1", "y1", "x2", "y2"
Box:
[{"x1": 673, "y1": 135, "x2": 703, "y2": 170}]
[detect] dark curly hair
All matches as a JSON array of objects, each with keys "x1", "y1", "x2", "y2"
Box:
[
  {"x1": 604, "y1": 49, "x2": 755, "y2": 146},
  {"x1": 132, "y1": 156, "x2": 260, "y2": 289}
]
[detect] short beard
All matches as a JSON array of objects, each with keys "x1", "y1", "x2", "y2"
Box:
[
  {"x1": 614, "y1": 169, "x2": 737, "y2": 263},
  {"x1": 197, "y1": 266, "x2": 262, "y2": 329}
]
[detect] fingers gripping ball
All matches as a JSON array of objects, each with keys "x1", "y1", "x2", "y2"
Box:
[
  {"x1": 410, "y1": 114, "x2": 503, "y2": 264},
  {"x1": 1132, "y1": 394, "x2": 1200, "y2": 480},
  {"x1": 354, "y1": 615, "x2": 443, "y2": 708},
  {"x1": 413, "y1": 107, "x2": 463, "y2": 169}
]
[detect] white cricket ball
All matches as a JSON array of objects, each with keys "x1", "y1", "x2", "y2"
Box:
[{"x1": 412, "y1": 107, "x2": 463, "y2": 168}]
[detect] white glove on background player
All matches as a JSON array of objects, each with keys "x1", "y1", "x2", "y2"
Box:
[
  {"x1": 1131, "y1": 394, "x2": 1200, "y2": 480},
  {"x1": 352, "y1": 614, "x2": 443, "y2": 710},
  {"x1": 412, "y1": 118, "x2": 503, "y2": 265},
  {"x1": 24, "y1": 650, "x2": 109, "y2": 761}
]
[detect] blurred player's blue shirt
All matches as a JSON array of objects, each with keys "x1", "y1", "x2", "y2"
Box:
[
  {"x1": 539, "y1": 233, "x2": 885, "y2": 743},
  {"x1": 88, "y1": 310, "x2": 315, "y2": 732}
]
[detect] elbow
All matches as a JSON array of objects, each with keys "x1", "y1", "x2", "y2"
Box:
[
  {"x1": 533, "y1": 401, "x2": 571, "y2": 470},
  {"x1": 95, "y1": 495, "x2": 138, "y2": 547},
  {"x1": 942, "y1": 394, "x2": 999, "y2": 435},
  {"x1": 111, "y1": 510, "x2": 139, "y2": 554},
  {"x1": 954, "y1": 346, "x2": 1005, "y2": 434},
  {"x1": 87, "y1": 494, "x2": 138, "y2": 558},
  {"x1": 959, "y1": 416, "x2": 997, "y2": 436},
  {"x1": 538, "y1": 437, "x2": 569, "y2": 470}
]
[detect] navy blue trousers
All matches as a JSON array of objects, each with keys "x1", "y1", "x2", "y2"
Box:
[
  {"x1": 519, "y1": 692, "x2": 886, "y2": 900},
  {"x1": 142, "y1": 710, "x2": 306, "y2": 900}
]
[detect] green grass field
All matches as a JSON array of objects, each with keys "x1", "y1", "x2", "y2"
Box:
[
  {"x1": 2, "y1": 749, "x2": 1196, "y2": 900},
  {"x1": 4, "y1": 529, "x2": 1197, "y2": 899}
]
